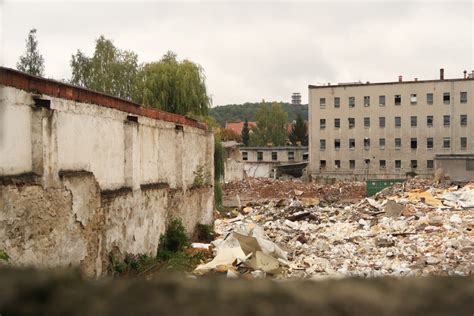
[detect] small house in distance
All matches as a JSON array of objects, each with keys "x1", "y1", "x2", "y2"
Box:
[{"x1": 241, "y1": 146, "x2": 308, "y2": 178}]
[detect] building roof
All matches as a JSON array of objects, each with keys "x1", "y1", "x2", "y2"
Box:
[
  {"x1": 225, "y1": 121, "x2": 256, "y2": 134},
  {"x1": 309, "y1": 77, "x2": 473, "y2": 90},
  {"x1": 221, "y1": 140, "x2": 241, "y2": 148}
]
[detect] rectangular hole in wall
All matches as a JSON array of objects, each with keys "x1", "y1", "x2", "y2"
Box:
[
  {"x1": 126, "y1": 115, "x2": 138, "y2": 123},
  {"x1": 33, "y1": 97, "x2": 51, "y2": 109}
]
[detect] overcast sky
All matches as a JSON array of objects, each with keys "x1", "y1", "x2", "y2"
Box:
[{"x1": 1, "y1": 0, "x2": 473, "y2": 105}]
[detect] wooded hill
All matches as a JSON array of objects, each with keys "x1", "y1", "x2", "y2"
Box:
[{"x1": 210, "y1": 102, "x2": 308, "y2": 127}]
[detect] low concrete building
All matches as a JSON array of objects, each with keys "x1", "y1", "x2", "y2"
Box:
[
  {"x1": 0, "y1": 67, "x2": 214, "y2": 276},
  {"x1": 241, "y1": 146, "x2": 308, "y2": 178},
  {"x1": 435, "y1": 154, "x2": 474, "y2": 182}
]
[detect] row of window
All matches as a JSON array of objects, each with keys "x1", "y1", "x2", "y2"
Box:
[
  {"x1": 242, "y1": 151, "x2": 308, "y2": 161},
  {"x1": 320, "y1": 92, "x2": 468, "y2": 108},
  {"x1": 320, "y1": 137, "x2": 468, "y2": 150},
  {"x1": 320, "y1": 115, "x2": 468, "y2": 129},
  {"x1": 319, "y1": 159, "x2": 434, "y2": 170}
]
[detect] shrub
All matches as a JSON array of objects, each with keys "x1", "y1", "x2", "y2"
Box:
[
  {"x1": 157, "y1": 219, "x2": 189, "y2": 260},
  {"x1": 195, "y1": 224, "x2": 216, "y2": 243}
]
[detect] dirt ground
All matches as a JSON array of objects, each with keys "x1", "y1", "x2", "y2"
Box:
[{"x1": 223, "y1": 178, "x2": 366, "y2": 207}]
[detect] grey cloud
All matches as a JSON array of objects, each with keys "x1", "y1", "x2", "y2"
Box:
[{"x1": 1, "y1": 1, "x2": 472, "y2": 105}]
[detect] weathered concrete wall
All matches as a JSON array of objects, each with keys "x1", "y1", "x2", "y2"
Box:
[
  {"x1": 0, "y1": 68, "x2": 214, "y2": 276},
  {"x1": 435, "y1": 158, "x2": 474, "y2": 182},
  {"x1": 244, "y1": 163, "x2": 274, "y2": 178},
  {"x1": 224, "y1": 158, "x2": 244, "y2": 182}
]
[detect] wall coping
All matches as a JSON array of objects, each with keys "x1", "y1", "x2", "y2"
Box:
[{"x1": 0, "y1": 67, "x2": 208, "y2": 130}]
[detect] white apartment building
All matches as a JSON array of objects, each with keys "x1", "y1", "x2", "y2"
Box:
[{"x1": 308, "y1": 69, "x2": 474, "y2": 181}]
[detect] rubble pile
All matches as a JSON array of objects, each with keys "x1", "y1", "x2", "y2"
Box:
[
  {"x1": 197, "y1": 179, "x2": 474, "y2": 279},
  {"x1": 223, "y1": 178, "x2": 366, "y2": 205}
]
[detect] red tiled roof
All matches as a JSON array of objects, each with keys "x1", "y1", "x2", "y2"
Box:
[{"x1": 225, "y1": 121, "x2": 256, "y2": 134}]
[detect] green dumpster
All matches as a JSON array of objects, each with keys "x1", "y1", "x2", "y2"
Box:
[{"x1": 366, "y1": 179, "x2": 404, "y2": 197}]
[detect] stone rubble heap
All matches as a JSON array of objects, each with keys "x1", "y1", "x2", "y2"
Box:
[{"x1": 196, "y1": 179, "x2": 474, "y2": 279}]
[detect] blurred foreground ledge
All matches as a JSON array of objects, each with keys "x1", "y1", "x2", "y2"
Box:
[{"x1": 0, "y1": 267, "x2": 473, "y2": 316}]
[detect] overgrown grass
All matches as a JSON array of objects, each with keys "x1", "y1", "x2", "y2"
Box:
[{"x1": 109, "y1": 219, "x2": 211, "y2": 277}]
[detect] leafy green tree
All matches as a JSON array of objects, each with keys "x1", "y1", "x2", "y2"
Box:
[
  {"x1": 289, "y1": 114, "x2": 308, "y2": 146},
  {"x1": 17, "y1": 28, "x2": 45, "y2": 76},
  {"x1": 132, "y1": 51, "x2": 210, "y2": 116},
  {"x1": 70, "y1": 36, "x2": 138, "y2": 99},
  {"x1": 250, "y1": 101, "x2": 288, "y2": 146},
  {"x1": 209, "y1": 102, "x2": 308, "y2": 127},
  {"x1": 241, "y1": 118, "x2": 250, "y2": 146}
]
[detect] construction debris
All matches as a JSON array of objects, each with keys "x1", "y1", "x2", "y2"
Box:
[
  {"x1": 223, "y1": 178, "x2": 366, "y2": 207},
  {"x1": 198, "y1": 179, "x2": 474, "y2": 279}
]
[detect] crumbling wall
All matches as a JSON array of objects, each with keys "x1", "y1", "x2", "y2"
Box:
[
  {"x1": 224, "y1": 158, "x2": 244, "y2": 182},
  {"x1": 0, "y1": 72, "x2": 214, "y2": 276}
]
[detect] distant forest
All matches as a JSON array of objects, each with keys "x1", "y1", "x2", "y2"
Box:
[{"x1": 210, "y1": 102, "x2": 308, "y2": 127}]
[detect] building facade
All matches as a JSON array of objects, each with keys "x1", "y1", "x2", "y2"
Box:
[{"x1": 308, "y1": 71, "x2": 474, "y2": 181}]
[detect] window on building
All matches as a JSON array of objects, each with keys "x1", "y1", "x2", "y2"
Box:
[
  {"x1": 242, "y1": 152, "x2": 248, "y2": 161},
  {"x1": 427, "y1": 160, "x2": 434, "y2": 169},
  {"x1": 320, "y1": 119, "x2": 326, "y2": 129},
  {"x1": 395, "y1": 116, "x2": 401, "y2": 128},
  {"x1": 427, "y1": 138, "x2": 434, "y2": 149},
  {"x1": 379, "y1": 160, "x2": 386, "y2": 169},
  {"x1": 272, "y1": 152, "x2": 278, "y2": 161},
  {"x1": 443, "y1": 115, "x2": 450, "y2": 127},
  {"x1": 461, "y1": 137, "x2": 467, "y2": 150},
  {"x1": 348, "y1": 118, "x2": 355, "y2": 128},
  {"x1": 334, "y1": 139, "x2": 341, "y2": 150},
  {"x1": 410, "y1": 94, "x2": 417, "y2": 105},
  {"x1": 411, "y1": 116, "x2": 417, "y2": 127},
  {"x1": 379, "y1": 95, "x2": 386, "y2": 106},
  {"x1": 349, "y1": 138, "x2": 355, "y2": 149},
  {"x1": 427, "y1": 93, "x2": 434, "y2": 105},
  {"x1": 379, "y1": 138, "x2": 385, "y2": 149},
  {"x1": 303, "y1": 153, "x2": 309, "y2": 161},
  {"x1": 364, "y1": 117, "x2": 370, "y2": 128},
  {"x1": 320, "y1": 98, "x2": 326, "y2": 108},
  {"x1": 364, "y1": 96, "x2": 370, "y2": 107},
  {"x1": 427, "y1": 115, "x2": 433, "y2": 127},
  {"x1": 257, "y1": 152, "x2": 263, "y2": 161},
  {"x1": 443, "y1": 137, "x2": 451, "y2": 148},
  {"x1": 410, "y1": 138, "x2": 418, "y2": 149},
  {"x1": 395, "y1": 160, "x2": 401, "y2": 169},
  {"x1": 334, "y1": 118, "x2": 340, "y2": 128},
  {"x1": 379, "y1": 116, "x2": 385, "y2": 128},
  {"x1": 461, "y1": 115, "x2": 467, "y2": 127},
  {"x1": 288, "y1": 151, "x2": 294, "y2": 161},
  {"x1": 395, "y1": 138, "x2": 401, "y2": 149},
  {"x1": 410, "y1": 160, "x2": 418, "y2": 169},
  {"x1": 334, "y1": 97, "x2": 340, "y2": 108},
  {"x1": 349, "y1": 97, "x2": 355, "y2": 108},
  {"x1": 335, "y1": 160, "x2": 341, "y2": 169},
  {"x1": 364, "y1": 138, "x2": 370, "y2": 150},
  {"x1": 320, "y1": 139, "x2": 326, "y2": 150},
  {"x1": 460, "y1": 92, "x2": 467, "y2": 103},
  {"x1": 349, "y1": 160, "x2": 355, "y2": 170},
  {"x1": 443, "y1": 92, "x2": 450, "y2": 104},
  {"x1": 394, "y1": 94, "x2": 401, "y2": 105},
  {"x1": 320, "y1": 160, "x2": 326, "y2": 169}
]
